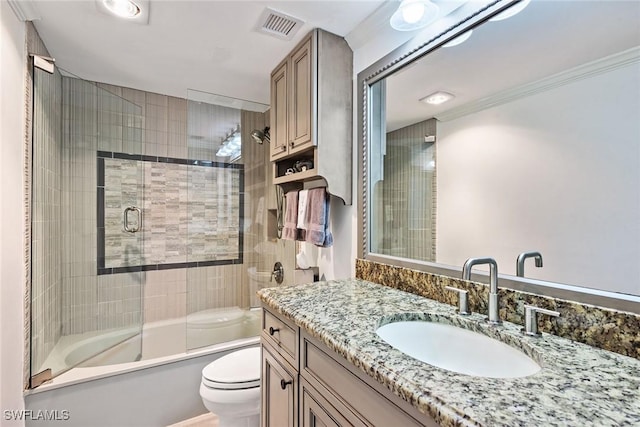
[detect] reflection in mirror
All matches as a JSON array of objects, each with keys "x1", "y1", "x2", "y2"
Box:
[{"x1": 367, "y1": 0, "x2": 640, "y2": 296}]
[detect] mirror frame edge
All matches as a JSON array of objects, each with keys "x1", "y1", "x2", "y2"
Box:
[{"x1": 355, "y1": 0, "x2": 640, "y2": 314}]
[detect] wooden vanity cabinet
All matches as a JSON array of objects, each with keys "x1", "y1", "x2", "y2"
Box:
[
  {"x1": 270, "y1": 60, "x2": 289, "y2": 160},
  {"x1": 287, "y1": 37, "x2": 313, "y2": 154},
  {"x1": 269, "y1": 33, "x2": 315, "y2": 162},
  {"x1": 300, "y1": 378, "x2": 359, "y2": 427},
  {"x1": 269, "y1": 28, "x2": 352, "y2": 204},
  {"x1": 262, "y1": 345, "x2": 298, "y2": 427},
  {"x1": 261, "y1": 308, "x2": 299, "y2": 427},
  {"x1": 260, "y1": 307, "x2": 438, "y2": 427}
]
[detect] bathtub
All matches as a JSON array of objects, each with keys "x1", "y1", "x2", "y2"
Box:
[{"x1": 25, "y1": 307, "x2": 261, "y2": 427}]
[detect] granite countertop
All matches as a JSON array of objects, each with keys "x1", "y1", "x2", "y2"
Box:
[{"x1": 257, "y1": 279, "x2": 640, "y2": 427}]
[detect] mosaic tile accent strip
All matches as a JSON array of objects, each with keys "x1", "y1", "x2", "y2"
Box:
[
  {"x1": 355, "y1": 258, "x2": 640, "y2": 359},
  {"x1": 97, "y1": 152, "x2": 243, "y2": 274}
]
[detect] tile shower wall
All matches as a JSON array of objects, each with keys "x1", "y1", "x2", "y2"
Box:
[
  {"x1": 382, "y1": 118, "x2": 437, "y2": 261},
  {"x1": 186, "y1": 108, "x2": 298, "y2": 314},
  {"x1": 240, "y1": 110, "x2": 297, "y2": 308},
  {"x1": 61, "y1": 79, "x2": 288, "y2": 333},
  {"x1": 62, "y1": 78, "x2": 144, "y2": 335}
]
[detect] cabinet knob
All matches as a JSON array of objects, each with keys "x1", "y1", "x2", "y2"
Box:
[
  {"x1": 268, "y1": 326, "x2": 280, "y2": 335},
  {"x1": 280, "y1": 379, "x2": 292, "y2": 390},
  {"x1": 289, "y1": 141, "x2": 294, "y2": 148}
]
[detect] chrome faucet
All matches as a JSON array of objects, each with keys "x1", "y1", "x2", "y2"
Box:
[
  {"x1": 462, "y1": 257, "x2": 501, "y2": 324},
  {"x1": 516, "y1": 251, "x2": 543, "y2": 277}
]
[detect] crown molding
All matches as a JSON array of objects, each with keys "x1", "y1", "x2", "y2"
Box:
[
  {"x1": 7, "y1": 0, "x2": 40, "y2": 22},
  {"x1": 437, "y1": 46, "x2": 640, "y2": 122}
]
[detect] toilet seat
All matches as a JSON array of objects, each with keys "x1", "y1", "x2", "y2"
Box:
[{"x1": 202, "y1": 347, "x2": 260, "y2": 390}]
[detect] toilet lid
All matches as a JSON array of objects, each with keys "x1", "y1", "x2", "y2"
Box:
[{"x1": 202, "y1": 347, "x2": 261, "y2": 390}]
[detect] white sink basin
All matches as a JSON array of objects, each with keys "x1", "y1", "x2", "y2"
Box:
[{"x1": 376, "y1": 321, "x2": 541, "y2": 378}]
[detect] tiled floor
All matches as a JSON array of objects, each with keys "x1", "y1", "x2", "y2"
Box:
[{"x1": 167, "y1": 413, "x2": 218, "y2": 427}]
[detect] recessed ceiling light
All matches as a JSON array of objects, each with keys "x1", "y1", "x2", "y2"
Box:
[
  {"x1": 96, "y1": 0, "x2": 149, "y2": 24},
  {"x1": 103, "y1": 0, "x2": 140, "y2": 18},
  {"x1": 420, "y1": 91, "x2": 455, "y2": 105},
  {"x1": 390, "y1": 0, "x2": 440, "y2": 32}
]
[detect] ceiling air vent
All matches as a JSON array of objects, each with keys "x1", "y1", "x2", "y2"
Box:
[{"x1": 256, "y1": 8, "x2": 304, "y2": 40}]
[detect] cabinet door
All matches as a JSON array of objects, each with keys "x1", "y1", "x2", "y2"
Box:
[
  {"x1": 270, "y1": 60, "x2": 289, "y2": 161},
  {"x1": 262, "y1": 346, "x2": 297, "y2": 427},
  {"x1": 288, "y1": 37, "x2": 314, "y2": 153},
  {"x1": 301, "y1": 382, "x2": 356, "y2": 427}
]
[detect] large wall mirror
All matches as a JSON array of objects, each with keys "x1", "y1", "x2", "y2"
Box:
[{"x1": 358, "y1": 0, "x2": 640, "y2": 308}]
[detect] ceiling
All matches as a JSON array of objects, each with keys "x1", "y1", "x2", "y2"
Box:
[
  {"x1": 23, "y1": 0, "x2": 640, "y2": 127},
  {"x1": 385, "y1": 0, "x2": 640, "y2": 132},
  {"x1": 26, "y1": 0, "x2": 388, "y2": 104}
]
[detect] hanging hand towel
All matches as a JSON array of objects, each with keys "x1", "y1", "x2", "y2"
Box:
[
  {"x1": 304, "y1": 187, "x2": 333, "y2": 247},
  {"x1": 282, "y1": 190, "x2": 299, "y2": 240},
  {"x1": 297, "y1": 189, "x2": 309, "y2": 241}
]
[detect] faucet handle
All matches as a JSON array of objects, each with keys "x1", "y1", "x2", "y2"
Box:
[
  {"x1": 445, "y1": 286, "x2": 470, "y2": 315},
  {"x1": 523, "y1": 305, "x2": 560, "y2": 336}
]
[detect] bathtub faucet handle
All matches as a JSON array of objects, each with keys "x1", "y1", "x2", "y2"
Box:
[{"x1": 270, "y1": 262, "x2": 284, "y2": 284}]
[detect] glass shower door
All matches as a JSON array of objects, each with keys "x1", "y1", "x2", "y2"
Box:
[
  {"x1": 30, "y1": 66, "x2": 144, "y2": 386},
  {"x1": 184, "y1": 89, "x2": 268, "y2": 351}
]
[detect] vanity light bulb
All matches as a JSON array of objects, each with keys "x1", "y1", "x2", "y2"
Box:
[{"x1": 401, "y1": 1, "x2": 425, "y2": 24}]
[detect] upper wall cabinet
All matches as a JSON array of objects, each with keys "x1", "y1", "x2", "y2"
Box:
[{"x1": 270, "y1": 28, "x2": 353, "y2": 205}]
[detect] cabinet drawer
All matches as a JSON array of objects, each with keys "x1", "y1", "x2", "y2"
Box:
[
  {"x1": 302, "y1": 336, "x2": 430, "y2": 427},
  {"x1": 262, "y1": 309, "x2": 298, "y2": 367}
]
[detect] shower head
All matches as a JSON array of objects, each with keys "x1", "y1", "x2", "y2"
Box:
[{"x1": 250, "y1": 127, "x2": 270, "y2": 144}]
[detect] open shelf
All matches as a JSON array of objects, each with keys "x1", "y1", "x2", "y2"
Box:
[{"x1": 273, "y1": 168, "x2": 318, "y2": 185}]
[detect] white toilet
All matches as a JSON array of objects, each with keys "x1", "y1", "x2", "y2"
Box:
[{"x1": 199, "y1": 347, "x2": 261, "y2": 427}]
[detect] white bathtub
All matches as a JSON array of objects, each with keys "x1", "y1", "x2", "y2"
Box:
[
  {"x1": 25, "y1": 307, "x2": 262, "y2": 427},
  {"x1": 60, "y1": 307, "x2": 261, "y2": 369}
]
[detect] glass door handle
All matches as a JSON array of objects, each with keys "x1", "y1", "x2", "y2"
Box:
[{"x1": 123, "y1": 206, "x2": 142, "y2": 233}]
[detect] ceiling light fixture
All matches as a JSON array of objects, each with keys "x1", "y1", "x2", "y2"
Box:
[
  {"x1": 96, "y1": 0, "x2": 149, "y2": 24},
  {"x1": 420, "y1": 91, "x2": 455, "y2": 105},
  {"x1": 390, "y1": 0, "x2": 440, "y2": 32},
  {"x1": 443, "y1": 30, "x2": 473, "y2": 48},
  {"x1": 103, "y1": 0, "x2": 141, "y2": 19},
  {"x1": 489, "y1": 0, "x2": 531, "y2": 22}
]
